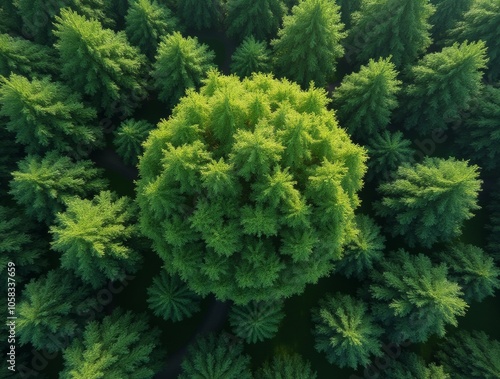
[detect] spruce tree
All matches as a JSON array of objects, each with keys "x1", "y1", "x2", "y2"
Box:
[
  {"x1": 0, "y1": 34, "x2": 57, "y2": 78},
  {"x1": 272, "y1": 0, "x2": 345, "y2": 87},
  {"x1": 346, "y1": 0, "x2": 434, "y2": 67},
  {"x1": 401, "y1": 41, "x2": 488, "y2": 135},
  {"x1": 312, "y1": 293, "x2": 383, "y2": 369},
  {"x1": 376, "y1": 157, "x2": 482, "y2": 248},
  {"x1": 226, "y1": 0, "x2": 286, "y2": 41},
  {"x1": 332, "y1": 57, "x2": 401, "y2": 138},
  {"x1": 153, "y1": 32, "x2": 215, "y2": 107},
  {"x1": 450, "y1": 0, "x2": 500, "y2": 81},
  {"x1": 54, "y1": 8, "x2": 146, "y2": 116},
  {"x1": 125, "y1": 0, "x2": 180, "y2": 59},
  {"x1": 113, "y1": 119, "x2": 154, "y2": 166},
  {"x1": 437, "y1": 330, "x2": 500, "y2": 379},
  {"x1": 137, "y1": 72, "x2": 366, "y2": 304},
  {"x1": 179, "y1": 333, "x2": 252, "y2": 379},
  {"x1": 17, "y1": 270, "x2": 96, "y2": 353},
  {"x1": 370, "y1": 251, "x2": 468, "y2": 343},
  {"x1": 9, "y1": 152, "x2": 107, "y2": 224},
  {"x1": 255, "y1": 353, "x2": 317, "y2": 379},
  {"x1": 366, "y1": 130, "x2": 415, "y2": 182},
  {"x1": 430, "y1": 0, "x2": 472, "y2": 43},
  {"x1": 438, "y1": 243, "x2": 500, "y2": 303},
  {"x1": 177, "y1": 0, "x2": 223, "y2": 31},
  {"x1": 60, "y1": 309, "x2": 163, "y2": 379},
  {"x1": 147, "y1": 271, "x2": 201, "y2": 322},
  {"x1": 231, "y1": 36, "x2": 271, "y2": 78},
  {"x1": 229, "y1": 301, "x2": 285, "y2": 343},
  {"x1": 385, "y1": 352, "x2": 451, "y2": 379},
  {"x1": 0, "y1": 74, "x2": 102, "y2": 157},
  {"x1": 335, "y1": 215, "x2": 385, "y2": 279},
  {"x1": 50, "y1": 191, "x2": 141, "y2": 289}
]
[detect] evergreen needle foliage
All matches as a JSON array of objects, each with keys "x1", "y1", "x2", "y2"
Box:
[
  {"x1": 147, "y1": 271, "x2": 201, "y2": 322},
  {"x1": 385, "y1": 352, "x2": 451, "y2": 379},
  {"x1": 332, "y1": 57, "x2": 401, "y2": 138},
  {"x1": 272, "y1": 0, "x2": 345, "y2": 87},
  {"x1": 401, "y1": 41, "x2": 488, "y2": 134},
  {"x1": 370, "y1": 251, "x2": 468, "y2": 343},
  {"x1": 231, "y1": 36, "x2": 271, "y2": 78},
  {"x1": 113, "y1": 119, "x2": 154, "y2": 166},
  {"x1": 312, "y1": 293, "x2": 383, "y2": 369},
  {"x1": 488, "y1": 182, "x2": 500, "y2": 261},
  {"x1": 60, "y1": 309, "x2": 163, "y2": 379},
  {"x1": 179, "y1": 333, "x2": 252, "y2": 379},
  {"x1": 336, "y1": 0, "x2": 361, "y2": 28},
  {"x1": 9, "y1": 152, "x2": 107, "y2": 224},
  {"x1": 50, "y1": 191, "x2": 141, "y2": 288},
  {"x1": 153, "y1": 32, "x2": 215, "y2": 107},
  {"x1": 177, "y1": 0, "x2": 223, "y2": 31},
  {"x1": 137, "y1": 72, "x2": 366, "y2": 304},
  {"x1": 335, "y1": 214, "x2": 385, "y2": 279},
  {"x1": 376, "y1": 157, "x2": 482, "y2": 248},
  {"x1": 229, "y1": 301, "x2": 285, "y2": 343},
  {"x1": 430, "y1": 0, "x2": 473, "y2": 43},
  {"x1": 437, "y1": 330, "x2": 500, "y2": 379},
  {"x1": 438, "y1": 243, "x2": 500, "y2": 303},
  {"x1": 0, "y1": 74, "x2": 102, "y2": 157},
  {"x1": 255, "y1": 352, "x2": 317, "y2": 379}
]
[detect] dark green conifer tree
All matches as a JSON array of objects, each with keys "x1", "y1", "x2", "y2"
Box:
[
  {"x1": 153, "y1": 32, "x2": 215, "y2": 107},
  {"x1": 437, "y1": 330, "x2": 500, "y2": 379},
  {"x1": 346, "y1": 0, "x2": 434, "y2": 67},
  {"x1": 9, "y1": 153, "x2": 107, "y2": 224},
  {"x1": 50, "y1": 191, "x2": 141, "y2": 289},
  {"x1": 113, "y1": 119, "x2": 154, "y2": 166},
  {"x1": 177, "y1": 0, "x2": 223, "y2": 31},
  {"x1": 226, "y1": 0, "x2": 286, "y2": 41},
  {"x1": 231, "y1": 36, "x2": 271, "y2": 78},
  {"x1": 147, "y1": 271, "x2": 201, "y2": 322},
  {"x1": 0, "y1": 0, "x2": 22, "y2": 34},
  {"x1": 488, "y1": 182, "x2": 500, "y2": 261},
  {"x1": 272, "y1": 0, "x2": 345, "y2": 87},
  {"x1": 385, "y1": 352, "x2": 451, "y2": 379},
  {"x1": 332, "y1": 57, "x2": 401, "y2": 138},
  {"x1": 312, "y1": 293, "x2": 383, "y2": 369},
  {"x1": 376, "y1": 157, "x2": 482, "y2": 248},
  {"x1": 255, "y1": 353, "x2": 317, "y2": 379},
  {"x1": 337, "y1": 0, "x2": 361, "y2": 27},
  {"x1": 430, "y1": 0, "x2": 472, "y2": 43}
]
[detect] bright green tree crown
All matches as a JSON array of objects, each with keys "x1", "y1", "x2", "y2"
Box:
[{"x1": 137, "y1": 71, "x2": 367, "y2": 304}]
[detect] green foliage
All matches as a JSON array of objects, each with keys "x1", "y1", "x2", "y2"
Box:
[
  {"x1": 0, "y1": 0, "x2": 22, "y2": 34},
  {"x1": 437, "y1": 330, "x2": 500, "y2": 379},
  {"x1": 54, "y1": 8, "x2": 146, "y2": 116},
  {"x1": 177, "y1": 0, "x2": 223, "y2": 31},
  {"x1": 450, "y1": 0, "x2": 500, "y2": 81},
  {"x1": 370, "y1": 251, "x2": 468, "y2": 343},
  {"x1": 366, "y1": 130, "x2": 415, "y2": 182},
  {"x1": 9, "y1": 152, "x2": 107, "y2": 224},
  {"x1": 50, "y1": 191, "x2": 141, "y2": 288},
  {"x1": 179, "y1": 333, "x2": 252, "y2": 379},
  {"x1": 332, "y1": 57, "x2": 401, "y2": 138},
  {"x1": 401, "y1": 41, "x2": 488, "y2": 134},
  {"x1": 337, "y1": 0, "x2": 361, "y2": 27},
  {"x1": 17, "y1": 269, "x2": 96, "y2": 352},
  {"x1": 272, "y1": 0, "x2": 345, "y2": 87},
  {"x1": 147, "y1": 271, "x2": 201, "y2": 322},
  {"x1": 430, "y1": 0, "x2": 472, "y2": 43},
  {"x1": 385, "y1": 352, "x2": 451, "y2": 379},
  {"x1": 438, "y1": 243, "x2": 500, "y2": 303},
  {"x1": 125, "y1": 0, "x2": 180, "y2": 59},
  {"x1": 255, "y1": 352, "x2": 317, "y2": 379},
  {"x1": 312, "y1": 293, "x2": 383, "y2": 369},
  {"x1": 59, "y1": 308, "x2": 163, "y2": 379},
  {"x1": 113, "y1": 119, "x2": 154, "y2": 166},
  {"x1": 153, "y1": 32, "x2": 215, "y2": 107},
  {"x1": 347, "y1": 0, "x2": 434, "y2": 68},
  {"x1": 226, "y1": 0, "x2": 286, "y2": 41},
  {"x1": 231, "y1": 36, "x2": 271, "y2": 78},
  {"x1": 0, "y1": 74, "x2": 102, "y2": 157},
  {"x1": 376, "y1": 157, "x2": 482, "y2": 248},
  {"x1": 488, "y1": 183, "x2": 500, "y2": 261},
  {"x1": 137, "y1": 72, "x2": 366, "y2": 304},
  {"x1": 335, "y1": 215, "x2": 385, "y2": 279},
  {"x1": 229, "y1": 301, "x2": 285, "y2": 343},
  {"x1": 0, "y1": 34, "x2": 57, "y2": 78}
]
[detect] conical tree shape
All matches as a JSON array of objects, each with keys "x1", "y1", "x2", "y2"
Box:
[
  {"x1": 255, "y1": 353, "x2": 317, "y2": 379},
  {"x1": 376, "y1": 157, "x2": 482, "y2": 248},
  {"x1": 226, "y1": 0, "x2": 286, "y2": 41},
  {"x1": 332, "y1": 57, "x2": 401, "y2": 139},
  {"x1": 347, "y1": 0, "x2": 434, "y2": 67},
  {"x1": 272, "y1": 0, "x2": 345, "y2": 87},
  {"x1": 231, "y1": 36, "x2": 271, "y2": 78},
  {"x1": 177, "y1": 0, "x2": 223, "y2": 31},
  {"x1": 113, "y1": 119, "x2": 154, "y2": 166},
  {"x1": 430, "y1": 0, "x2": 472, "y2": 43},
  {"x1": 401, "y1": 41, "x2": 488, "y2": 135}
]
